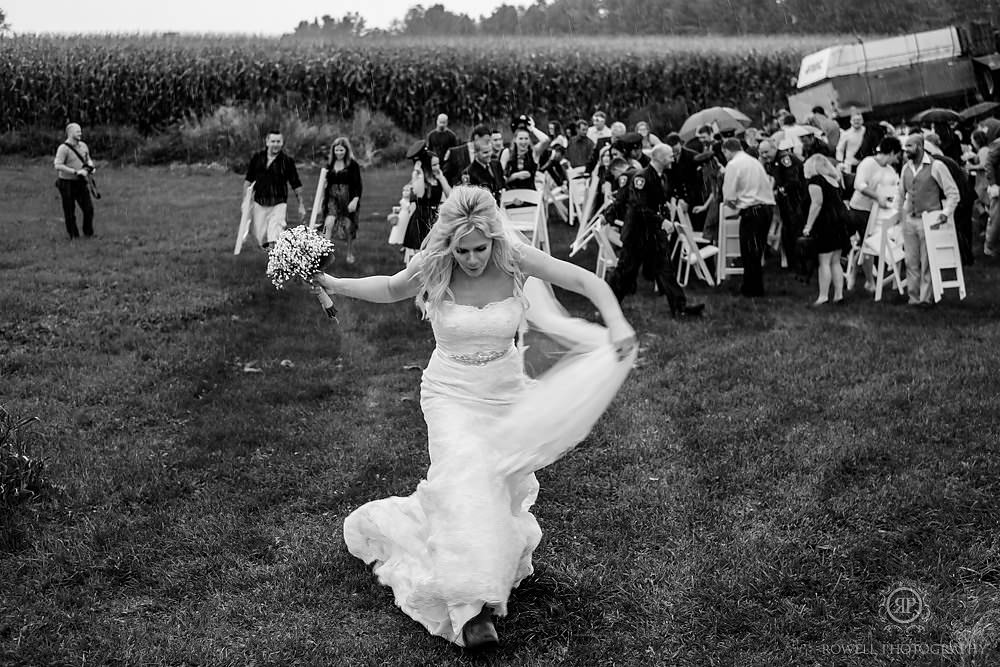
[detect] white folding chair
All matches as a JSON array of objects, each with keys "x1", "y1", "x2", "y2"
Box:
[
  {"x1": 566, "y1": 167, "x2": 589, "y2": 228},
  {"x1": 922, "y1": 212, "x2": 966, "y2": 302},
  {"x1": 594, "y1": 223, "x2": 619, "y2": 281},
  {"x1": 542, "y1": 173, "x2": 570, "y2": 224},
  {"x1": 673, "y1": 207, "x2": 719, "y2": 287},
  {"x1": 716, "y1": 203, "x2": 743, "y2": 284},
  {"x1": 500, "y1": 188, "x2": 549, "y2": 253},
  {"x1": 863, "y1": 202, "x2": 906, "y2": 302},
  {"x1": 569, "y1": 198, "x2": 613, "y2": 257}
]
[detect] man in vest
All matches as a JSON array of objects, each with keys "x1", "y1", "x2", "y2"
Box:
[{"x1": 898, "y1": 133, "x2": 960, "y2": 306}]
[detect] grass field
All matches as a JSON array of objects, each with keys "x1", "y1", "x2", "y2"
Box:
[{"x1": 2, "y1": 160, "x2": 1000, "y2": 666}]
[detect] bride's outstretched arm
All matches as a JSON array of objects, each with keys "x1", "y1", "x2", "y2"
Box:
[
  {"x1": 312, "y1": 256, "x2": 422, "y2": 303},
  {"x1": 516, "y1": 243, "x2": 636, "y2": 353}
]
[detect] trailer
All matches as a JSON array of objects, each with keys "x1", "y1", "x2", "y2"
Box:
[{"x1": 788, "y1": 22, "x2": 1000, "y2": 121}]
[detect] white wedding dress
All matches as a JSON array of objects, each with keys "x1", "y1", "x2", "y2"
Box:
[{"x1": 343, "y1": 275, "x2": 635, "y2": 646}]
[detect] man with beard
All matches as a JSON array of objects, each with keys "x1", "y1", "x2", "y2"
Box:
[
  {"x1": 924, "y1": 133, "x2": 976, "y2": 266},
  {"x1": 897, "y1": 133, "x2": 960, "y2": 306},
  {"x1": 606, "y1": 144, "x2": 705, "y2": 318}
]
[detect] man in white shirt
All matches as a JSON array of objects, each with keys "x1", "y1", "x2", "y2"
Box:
[
  {"x1": 722, "y1": 137, "x2": 776, "y2": 297},
  {"x1": 586, "y1": 111, "x2": 612, "y2": 146},
  {"x1": 848, "y1": 137, "x2": 902, "y2": 291},
  {"x1": 897, "y1": 133, "x2": 960, "y2": 306},
  {"x1": 836, "y1": 112, "x2": 866, "y2": 174}
]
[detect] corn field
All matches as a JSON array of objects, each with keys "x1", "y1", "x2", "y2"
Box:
[{"x1": 0, "y1": 34, "x2": 820, "y2": 134}]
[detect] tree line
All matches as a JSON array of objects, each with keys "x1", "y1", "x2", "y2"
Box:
[{"x1": 291, "y1": 0, "x2": 1000, "y2": 38}]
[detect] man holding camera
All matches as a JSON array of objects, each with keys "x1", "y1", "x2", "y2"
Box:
[{"x1": 54, "y1": 123, "x2": 97, "y2": 239}]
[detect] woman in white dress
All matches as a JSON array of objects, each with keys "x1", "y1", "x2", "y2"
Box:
[{"x1": 311, "y1": 186, "x2": 637, "y2": 649}]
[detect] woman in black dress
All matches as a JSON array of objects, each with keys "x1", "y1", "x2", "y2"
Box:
[
  {"x1": 320, "y1": 137, "x2": 364, "y2": 264},
  {"x1": 802, "y1": 153, "x2": 851, "y2": 306},
  {"x1": 403, "y1": 149, "x2": 451, "y2": 263}
]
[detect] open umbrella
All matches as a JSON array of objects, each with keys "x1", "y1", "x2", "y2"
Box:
[
  {"x1": 783, "y1": 124, "x2": 824, "y2": 140},
  {"x1": 959, "y1": 101, "x2": 1000, "y2": 122},
  {"x1": 679, "y1": 107, "x2": 752, "y2": 140},
  {"x1": 910, "y1": 108, "x2": 962, "y2": 124}
]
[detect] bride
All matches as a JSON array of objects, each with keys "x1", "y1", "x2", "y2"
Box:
[{"x1": 311, "y1": 186, "x2": 637, "y2": 649}]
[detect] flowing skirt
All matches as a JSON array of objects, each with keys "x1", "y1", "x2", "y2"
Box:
[{"x1": 343, "y1": 281, "x2": 635, "y2": 646}]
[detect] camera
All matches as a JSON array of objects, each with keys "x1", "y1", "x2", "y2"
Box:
[{"x1": 510, "y1": 114, "x2": 531, "y2": 133}]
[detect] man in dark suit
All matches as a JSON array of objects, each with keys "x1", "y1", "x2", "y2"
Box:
[
  {"x1": 606, "y1": 144, "x2": 705, "y2": 318},
  {"x1": 444, "y1": 124, "x2": 490, "y2": 186},
  {"x1": 464, "y1": 140, "x2": 504, "y2": 203}
]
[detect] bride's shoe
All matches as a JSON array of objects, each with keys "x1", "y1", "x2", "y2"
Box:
[{"x1": 462, "y1": 607, "x2": 499, "y2": 650}]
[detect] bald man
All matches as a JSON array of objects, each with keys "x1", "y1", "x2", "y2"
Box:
[
  {"x1": 54, "y1": 122, "x2": 97, "y2": 239},
  {"x1": 606, "y1": 143, "x2": 705, "y2": 318},
  {"x1": 898, "y1": 132, "x2": 960, "y2": 305},
  {"x1": 426, "y1": 113, "x2": 459, "y2": 161}
]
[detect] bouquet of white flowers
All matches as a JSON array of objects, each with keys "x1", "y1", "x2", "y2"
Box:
[{"x1": 266, "y1": 226, "x2": 338, "y2": 319}]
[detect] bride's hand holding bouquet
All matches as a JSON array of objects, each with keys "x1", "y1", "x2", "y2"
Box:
[{"x1": 266, "y1": 226, "x2": 338, "y2": 320}]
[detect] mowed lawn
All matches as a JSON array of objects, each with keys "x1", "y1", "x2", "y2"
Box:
[{"x1": 2, "y1": 160, "x2": 1000, "y2": 666}]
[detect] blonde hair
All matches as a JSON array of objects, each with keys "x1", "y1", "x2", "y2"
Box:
[
  {"x1": 414, "y1": 186, "x2": 524, "y2": 318},
  {"x1": 803, "y1": 153, "x2": 842, "y2": 188}
]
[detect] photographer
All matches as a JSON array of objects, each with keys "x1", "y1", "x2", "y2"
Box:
[{"x1": 54, "y1": 123, "x2": 97, "y2": 239}]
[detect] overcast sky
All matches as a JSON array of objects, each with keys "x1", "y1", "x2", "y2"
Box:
[{"x1": 5, "y1": 0, "x2": 531, "y2": 34}]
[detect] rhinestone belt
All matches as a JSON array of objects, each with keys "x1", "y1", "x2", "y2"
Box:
[{"x1": 448, "y1": 348, "x2": 511, "y2": 366}]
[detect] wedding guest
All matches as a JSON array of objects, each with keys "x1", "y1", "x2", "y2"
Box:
[
  {"x1": 801, "y1": 154, "x2": 850, "y2": 306},
  {"x1": 319, "y1": 137, "x2": 363, "y2": 264},
  {"x1": 721, "y1": 137, "x2": 776, "y2": 297},
  {"x1": 243, "y1": 129, "x2": 306, "y2": 249},
  {"x1": 444, "y1": 124, "x2": 491, "y2": 186},
  {"x1": 836, "y1": 112, "x2": 867, "y2": 174},
  {"x1": 586, "y1": 111, "x2": 612, "y2": 146},
  {"x1": 404, "y1": 142, "x2": 452, "y2": 263},
  {"x1": 500, "y1": 118, "x2": 550, "y2": 191},
  {"x1": 925, "y1": 133, "x2": 975, "y2": 265},
  {"x1": 465, "y1": 140, "x2": 503, "y2": 203},
  {"x1": 848, "y1": 137, "x2": 902, "y2": 291},
  {"x1": 808, "y1": 106, "x2": 840, "y2": 153},
  {"x1": 635, "y1": 121, "x2": 661, "y2": 150},
  {"x1": 898, "y1": 133, "x2": 960, "y2": 305},
  {"x1": 426, "y1": 113, "x2": 459, "y2": 161},
  {"x1": 566, "y1": 119, "x2": 595, "y2": 170}
]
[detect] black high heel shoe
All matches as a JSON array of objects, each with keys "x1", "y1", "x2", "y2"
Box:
[{"x1": 462, "y1": 607, "x2": 499, "y2": 650}]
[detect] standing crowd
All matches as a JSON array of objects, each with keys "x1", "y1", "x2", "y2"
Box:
[{"x1": 55, "y1": 107, "x2": 1000, "y2": 310}]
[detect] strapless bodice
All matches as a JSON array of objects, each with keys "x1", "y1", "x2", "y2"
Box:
[{"x1": 431, "y1": 296, "x2": 524, "y2": 363}]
